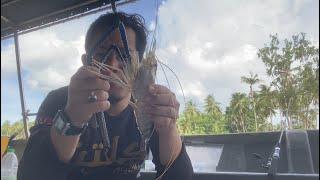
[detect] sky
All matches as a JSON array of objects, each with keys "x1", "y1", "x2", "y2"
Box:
[{"x1": 1, "y1": 0, "x2": 319, "y2": 125}]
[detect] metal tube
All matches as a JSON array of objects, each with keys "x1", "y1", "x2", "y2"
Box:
[
  {"x1": 1, "y1": 0, "x2": 21, "y2": 8},
  {"x1": 13, "y1": 29, "x2": 29, "y2": 139},
  {"x1": 26, "y1": 113, "x2": 37, "y2": 116},
  {"x1": 1, "y1": 0, "x2": 137, "y2": 40}
]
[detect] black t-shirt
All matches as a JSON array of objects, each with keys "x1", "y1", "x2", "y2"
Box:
[{"x1": 17, "y1": 86, "x2": 193, "y2": 180}]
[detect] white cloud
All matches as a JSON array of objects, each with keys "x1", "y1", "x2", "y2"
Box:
[
  {"x1": 148, "y1": 20, "x2": 156, "y2": 31},
  {"x1": 1, "y1": 28, "x2": 86, "y2": 92},
  {"x1": 1, "y1": 0, "x2": 318, "y2": 114},
  {"x1": 155, "y1": 0, "x2": 318, "y2": 110},
  {"x1": 1, "y1": 45, "x2": 16, "y2": 74},
  {"x1": 181, "y1": 81, "x2": 207, "y2": 100}
]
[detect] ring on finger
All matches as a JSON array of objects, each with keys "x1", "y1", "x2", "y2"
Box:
[{"x1": 88, "y1": 91, "x2": 98, "y2": 103}]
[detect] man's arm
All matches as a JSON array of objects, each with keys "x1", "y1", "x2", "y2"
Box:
[
  {"x1": 18, "y1": 66, "x2": 110, "y2": 180},
  {"x1": 17, "y1": 88, "x2": 73, "y2": 180},
  {"x1": 157, "y1": 125, "x2": 182, "y2": 166},
  {"x1": 52, "y1": 66, "x2": 110, "y2": 163},
  {"x1": 146, "y1": 84, "x2": 194, "y2": 179},
  {"x1": 149, "y1": 130, "x2": 194, "y2": 180}
]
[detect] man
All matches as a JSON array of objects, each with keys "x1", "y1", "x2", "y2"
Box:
[{"x1": 18, "y1": 12, "x2": 193, "y2": 180}]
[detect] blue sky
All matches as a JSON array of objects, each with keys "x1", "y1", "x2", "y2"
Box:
[
  {"x1": 1, "y1": 0, "x2": 161, "y2": 123},
  {"x1": 1, "y1": 0, "x2": 319, "y2": 126}
]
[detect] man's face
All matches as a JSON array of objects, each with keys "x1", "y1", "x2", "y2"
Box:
[{"x1": 87, "y1": 27, "x2": 137, "y2": 103}]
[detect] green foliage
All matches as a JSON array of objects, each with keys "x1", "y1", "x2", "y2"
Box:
[
  {"x1": 177, "y1": 32, "x2": 318, "y2": 135},
  {"x1": 257, "y1": 33, "x2": 319, "y2": 129},
  {"x1": 177, "y1": 97, "x2": 228, "y2": 135},
  {"x1": 225, "y1": 93, "x2": 253, "y2": 133},
  {"x1": 241, "y1": 72, "x2": 262, "y2": 132},
  {"x1": 1, "y1": 120, "x2": 35, "y2": 139},
  {"x1": 255, "y1": 84, "x2": 277, "y2": 131}
]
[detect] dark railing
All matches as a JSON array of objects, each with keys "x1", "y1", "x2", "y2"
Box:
[{"x1": 11, "y1": 130, "x2": 319, "y2": 180}]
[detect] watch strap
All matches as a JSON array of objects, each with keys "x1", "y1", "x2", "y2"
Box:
[{"x1": 53, "y1": 110, "x2": 87, "y2": 136}]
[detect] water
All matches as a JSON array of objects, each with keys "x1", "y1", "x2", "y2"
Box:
[
  {"x1": 140, "y1": 151, "x2": 155, "y2": 172},
  {"x1": 144, "y1": 160, "x2": 155, "y2": 171},
  {"x1": 185, "y1": 144, "x2": 224, "y2": 173},
  {"x1": 1, "y1": 149, "x2": 18, "y2": 180},
  {"x1": 140, "y1": 144, "x2": 224, "y2": 173}
]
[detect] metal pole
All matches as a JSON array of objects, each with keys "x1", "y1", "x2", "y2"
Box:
[{"x1": 13, "y1": 28, "x2": 29, "y2": 139}]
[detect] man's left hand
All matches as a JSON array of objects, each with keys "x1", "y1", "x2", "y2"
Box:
[{"x1": 144, "y1": 84, "x2": 180, "y2": 133}]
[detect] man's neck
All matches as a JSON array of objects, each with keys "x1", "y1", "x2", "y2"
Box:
[{"x1": 107, "y1": 94, "x2": 131, "y2": 116}]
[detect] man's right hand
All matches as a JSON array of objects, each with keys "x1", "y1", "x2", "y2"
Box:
[
  {"x1": 51, "y1": 66, "x2": 111, "y2": 163},
  {"x1": 64, "y1": 65, "x2": 111, "y2": 127}
]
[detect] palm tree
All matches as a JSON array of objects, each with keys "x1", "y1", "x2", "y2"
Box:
[
  {"x1": 204, "y1": 95, "x2": 225, "y2": 134},
  {"x1": 204, "y1": 95, "x2": 222, "y2": 116},
  {"x1": 185, "y1": 100, "x2": 200, "y2": 117},
  {"x1": 241, "y1": 72, "x2": 262, "y2": 132},
  {"x1": 183, "y1": 100, "x2": 201, "y2": 134},
  {"x1": 227, "y1": 93, "x2": 251, "y2": 133},
  {"x1": 257, "y1": 84, "x2": 277, "y2": 131}
]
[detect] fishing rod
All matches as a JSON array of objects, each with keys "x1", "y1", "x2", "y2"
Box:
[
  {"x1": 266, "y1": 129, "x2": 284, "y2": 176},
  {"x1": 253, "y1": 122, "x2": 286, "y2": 177}
]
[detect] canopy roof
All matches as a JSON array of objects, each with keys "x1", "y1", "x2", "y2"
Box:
[{"x1": 1, "y1": 0, "x2": 135, "y2": 39}]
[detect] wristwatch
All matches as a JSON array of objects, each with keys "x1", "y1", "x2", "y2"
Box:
[{"x1": 53, "y1": 110, "x2": 87, "y2": 136}]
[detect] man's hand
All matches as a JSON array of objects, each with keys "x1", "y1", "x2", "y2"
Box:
[
  {"x1": 145, "y1": 84, "x2": 180, "y2": 134},
  {"x1": 65, "y1": 66, "x2": 111, "y2": 127},
  {"x1": 51, "y1": 65, "x2": 111, "y2": 163},
  {"x1": 144, "y1": 84, "x2": 182, "y2": 165}
]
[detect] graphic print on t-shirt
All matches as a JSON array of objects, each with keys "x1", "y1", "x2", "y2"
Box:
[{"x1": 70, "y1": 106, "x2": 148, "y2": 175}]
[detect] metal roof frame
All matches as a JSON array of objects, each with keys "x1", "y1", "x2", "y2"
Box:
[{"x1": 1, "y1": 0, "x2": 136, "y2": 39}]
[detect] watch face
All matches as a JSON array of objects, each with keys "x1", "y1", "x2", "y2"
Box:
[
  {"x1": 53, "y1": 110, "x2": 85, "y2": 136},
  {"x1": 53, "y1": 112, "x2": 70, "y2": 135},
  {"x1": 53, "y1": 110, "x2": 86, "y2": 136},
  {"x1": 55, "y1": 116, "x2": 65, "y2": 129}
]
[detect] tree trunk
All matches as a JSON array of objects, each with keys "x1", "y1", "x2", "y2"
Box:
[
  {"x1": 235, "y1": 120, "x2": 239, "y2": 133},
  {"x1": 286, "y1": 100, "x2": 293, "y2": 129},
  {"x1": 269, "y1": 116, "x2": 274, "y2": 131},
  {"x1": 253, "y1": 101, "x2": 258, "y2": 131},
  {"x1": 306, "y1": 106, "x2": 309, "y2": 129},
  {"x1": 250, "y1": 85, "x2": 258, "y2": 132}
]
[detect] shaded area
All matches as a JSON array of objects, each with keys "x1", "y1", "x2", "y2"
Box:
[
  {"x1": 11, "y1": 130, "x2": 319, "y2": 179},
  {"x1": 1, "y1": 0, "x2": 135, "y2": 39}
]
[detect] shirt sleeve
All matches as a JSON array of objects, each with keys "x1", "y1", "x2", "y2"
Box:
[
  {"x1": 17, "y1": 87, "x2": 73, "y2": 180},
  {"x1": 149, "y1": 131, "x2": 194, "y2": 180}
]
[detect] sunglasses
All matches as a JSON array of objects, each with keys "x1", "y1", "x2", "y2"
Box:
[{"x1": 86, "y1": 17, "x2": 132, "y2": 67}]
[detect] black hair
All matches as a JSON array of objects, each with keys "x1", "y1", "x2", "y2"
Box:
[{"x1": 85, "y1": 12, "x2": 148, "y2": 60}]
